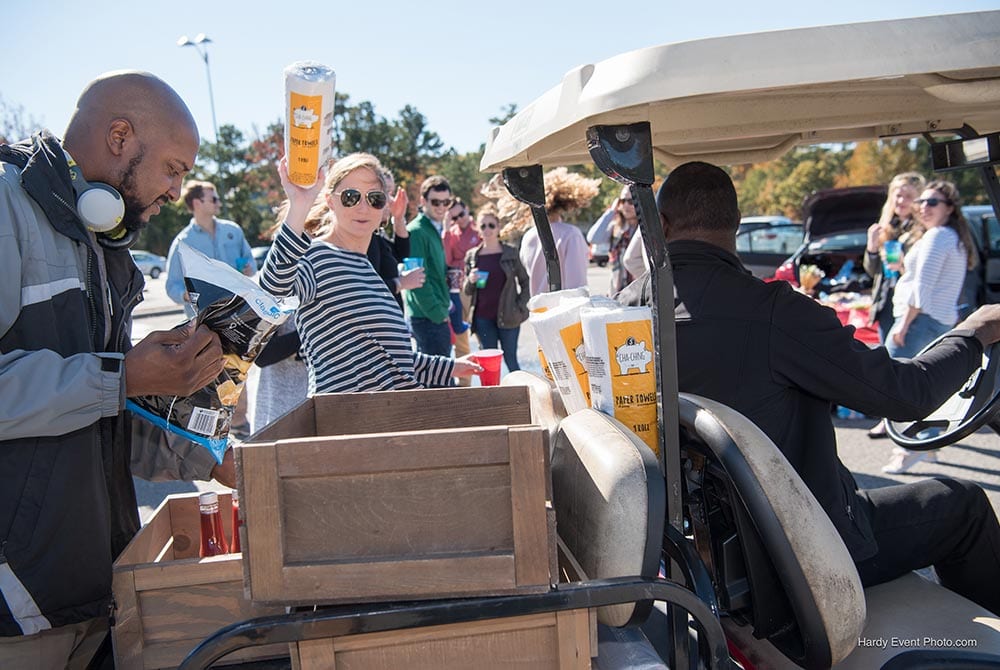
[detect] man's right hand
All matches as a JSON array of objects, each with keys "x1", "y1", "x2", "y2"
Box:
[
  {"x1": 956, "y1": 304, "x2": 1000, "y2": 348},
  {"x1": 125, "y1": 322, "x2": 224, "y2": 397}
]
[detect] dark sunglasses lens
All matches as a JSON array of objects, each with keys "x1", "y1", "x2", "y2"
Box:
[
  {"x1": 431, "y1": 198, "x2": 452, "y2": 207},
  {"x1": 366, "y1": 191, "x2": 388, "y2": 209},
  {"x1": 340, "y1": 189, "x2": 362, "y2": 207},
  {"x1": 621, "y1": 198, "x2": 633, "y2": 204}
]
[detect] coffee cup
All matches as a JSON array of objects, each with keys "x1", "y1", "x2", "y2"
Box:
[{"x1": 403, "y1": 257, "x2": 424, "y2": 271}]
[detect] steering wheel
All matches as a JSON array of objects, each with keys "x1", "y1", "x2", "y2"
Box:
[{"x1": 887, "y1": 337, "x2": 1000, "y2": 451}]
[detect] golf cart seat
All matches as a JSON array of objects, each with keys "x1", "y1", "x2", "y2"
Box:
[
  {"x1": 551, "y1": 408, "x2": 669, "y2": 668},
  {"x1": 677, "y1": 393, "x2": 1000, "y2": 669},
  {"x1": 502, "y1": 370, "x2": 567, "y2": 450}
]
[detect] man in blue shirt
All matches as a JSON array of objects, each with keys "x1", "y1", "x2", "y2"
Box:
[{"x1": 165, "y1": 180, "x2": 257, "y2": 316}]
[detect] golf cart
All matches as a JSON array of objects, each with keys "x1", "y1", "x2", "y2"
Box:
[{"x1": 180, "y1": 11, "x2": 1000, "y2": 669}]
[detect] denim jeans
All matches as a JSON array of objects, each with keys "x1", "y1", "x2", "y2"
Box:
[
  {"x1": 474, "y1": 317, "x2": 521, "y2": 372},
  {"x1": 409, "y1": 317, "x2": 453, "y2": 358},
  {"x1": 885, "y1": 312, "x2": 951, "y2": 358},
  {"x1": 448, "y1": 293, "x2": 469, "y2": 334}
]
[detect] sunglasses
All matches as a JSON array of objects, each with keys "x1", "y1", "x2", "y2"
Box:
[
  {"x1": 203, "y1": 195, "x2": 220, "y2": 203},
  {"x1": 451, "y1": 212, "x2": 467, "y2": 223},
  {"x1": 482, "y1": 222, "x2": 498, "y2": 229},
  {"x1": 620, "y1": 198, "x2": 633, "y2": 204},
  {"x1": 333, "y1": 189, "x2": 388, "y2": 209},
  {"x1": 916, "y1": 197, "x2": 951, "y2": 208},
  {"x1": 429, "y1": 198, "x2": 453, "y2": 208}
]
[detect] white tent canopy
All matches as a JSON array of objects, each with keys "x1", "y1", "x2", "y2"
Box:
[{"x1": 481, "y1": 11, "x2": 1000, "y2": 172}]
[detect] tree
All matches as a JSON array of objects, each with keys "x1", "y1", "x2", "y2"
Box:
[{"x1": 0, "y1": 95, "x2": 44, "y2": 144}]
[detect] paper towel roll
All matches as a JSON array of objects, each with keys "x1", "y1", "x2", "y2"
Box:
[
  {"x1": 527, "y1": 296, "x2": 594, "y2": 413},
  {"x1": 526, "y1": 288, "x2": 590, "y2": 381},
  {"x1": 284, "y1": 61, "x2": 336, "y2": 187},
  {"x1": 580, "y1": 304, "x2": 659, "y2": 456}
]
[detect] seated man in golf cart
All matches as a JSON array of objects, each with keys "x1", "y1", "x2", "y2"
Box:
[{"x1": 617, "y1": 160, "x2": 1000, "y2": 614}]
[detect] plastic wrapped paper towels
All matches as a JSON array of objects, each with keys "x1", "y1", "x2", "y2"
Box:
[
  {"x1": 580, "y1": 304, "x2": 659, "y2": 457},
  {"x1": 527, "y1": 288, "x2": 589, "y2": 381},
  {"x1": 284, "y1": 61, "x2": 336, "y2": 187}
]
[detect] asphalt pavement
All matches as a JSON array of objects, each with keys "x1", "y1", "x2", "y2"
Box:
[{"x1": 130, "y1": 266, "x2": 1000, "y2": 523}]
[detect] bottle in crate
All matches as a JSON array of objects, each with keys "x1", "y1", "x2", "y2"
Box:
[
  {"x1": 231, "y1": 488, "x2": 242, "y2": 553},
  {"x1": 199, "y1": 491, "x2": 229, "y2": 557}
]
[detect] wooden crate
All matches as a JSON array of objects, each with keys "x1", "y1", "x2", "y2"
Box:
[
  {"x1": 289, "y1": 609, "x2": 594, "y2": 670},
  {"x1": 112, "y1": 492, "x2": 286, "y2": 669},
  {"x1": 237, "y1": 386, "x2": 557, "y2": 606}
]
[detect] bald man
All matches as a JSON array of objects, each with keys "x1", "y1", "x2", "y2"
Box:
[{"x1": 0, "y1": 71, "x2": 227, "y2": 668}]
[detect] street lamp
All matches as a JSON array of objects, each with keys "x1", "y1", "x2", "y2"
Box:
[{"x1": 177, "y1": 33, "x2": 219, "y2": 141}]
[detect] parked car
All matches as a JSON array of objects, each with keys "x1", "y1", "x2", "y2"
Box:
[
  {"x1": 129, "y1": 250, "x2": 166, "y2": 279},
  {"x1": 959, "y1": 204, "x2": 1000, "y2": 316},
  {"x1": 589, "y1": 241, "x2": 609, "y2": 266},
  {"x1": 770, "y1": 186, "x2": 886, "y2": 294},
  {"x1": 735, "y1": 216, "x2": 804, "y2": 278},
  {"x1": 251, "y1": 245, "x2": 272, "y2": 269}
]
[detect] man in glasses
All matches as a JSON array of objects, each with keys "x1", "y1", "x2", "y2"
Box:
[
  {"x1": 404, "y1": 175, "x2": 455, "y2": 369},
  {"x1": 165, "y1": 179, "x2": 257, "y2": 317},
  {"x1": 444, "y1": 197, "x2": 480, "y2": 385}
]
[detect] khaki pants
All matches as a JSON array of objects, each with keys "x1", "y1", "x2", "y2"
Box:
[
  {"x1": 0, "y1": 616, "x2": 108, "y2": 670},
  {"x1": 454, "y1": 329, "x2": 471, "y2": 386}
]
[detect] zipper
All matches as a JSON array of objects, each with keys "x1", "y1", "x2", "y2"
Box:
[{"x1": 53, "y1": 191, "x2": 100, "y2": 349}]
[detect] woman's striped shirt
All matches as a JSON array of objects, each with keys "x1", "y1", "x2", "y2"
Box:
[{"x1": 259, "y1": 224, "x2": 454, "y2": 394}]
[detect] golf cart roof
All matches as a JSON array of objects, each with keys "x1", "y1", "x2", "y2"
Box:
[{"x1": 480, "y1": 11, "x2": 1000, "y2": 172}]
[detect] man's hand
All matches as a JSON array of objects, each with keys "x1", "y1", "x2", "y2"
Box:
[
  {"x1": 211, "y1": 447, "x2": 236, "y2": 488},
  {"x1": 125, "y1": 322, "x2": 224, "y2": 397},
  {"x1": 956, "y1": 304, "x2": 1000, "y2": 348}
]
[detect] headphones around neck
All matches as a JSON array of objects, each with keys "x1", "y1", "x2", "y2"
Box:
[
  {"x1": 66, "y1": 161, "x2": 124, "y2": 233},
  {"x1": 65, "y1": 157, "x2": 136, "y2": 250}
]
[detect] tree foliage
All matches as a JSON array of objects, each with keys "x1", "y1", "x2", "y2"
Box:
[{"x1": 5, "y1": 91, "x2": 994, "y2": 257}]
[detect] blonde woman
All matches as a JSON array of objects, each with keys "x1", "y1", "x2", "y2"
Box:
[
  {"x1": 463, "y1": 205, "x2": 530, "y2": 373},
  {"x1": 863, "y1": 172, "x2": 926, "y2": 340},
  {"x1": 260, "y1": 153, "x2": 481, "y2": 393}
]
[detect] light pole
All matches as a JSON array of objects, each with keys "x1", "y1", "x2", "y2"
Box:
[{"x1": 177, "y1": 33, "x2": 219, "y2": 141}]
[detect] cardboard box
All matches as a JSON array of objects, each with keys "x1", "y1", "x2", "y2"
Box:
[
  {"x1": 289, "y1": 609, "x2": 593, "y2": 670},
  {"x1": 237, "y1": 386, "x2": 557, "y2": 606},
  {"x1": 112, "y1": 492, "x2": 286, "y2": 669}
]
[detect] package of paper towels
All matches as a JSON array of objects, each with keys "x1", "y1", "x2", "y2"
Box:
[
  {"x1": 284, "y1": 61, "x2": 336, "y2": 187},
  {"x1": 526, "y1": 288, "x2": 589, "y2": 381},
  {"x1": 580, "y1": 303, "x2": 659, "y2": 456}
]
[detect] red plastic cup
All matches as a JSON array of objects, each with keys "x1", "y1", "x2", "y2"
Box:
[{"x1": 472, "y1": 348, "x2": 503, "y2": 386}]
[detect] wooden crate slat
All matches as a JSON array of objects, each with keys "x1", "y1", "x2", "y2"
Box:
[
  {"x1": 264, "y1": 554, "x2": 520, "y2": 605},
  {"x1": 275, "y1": 427, "x2": 511, "y2": 477},
  {"x1": 110, "y1": 569, "x2": 143, "y2": 670},
  {"x1": 240, "y1": 442, "x2": 285, "y2": 599},
  {"x1": 509, "y1": 426, "x2": 552, "y2": 587},
  {"x1": 280, "y1": 465, "x2": 513, "y2": 562},
  {"x1": 312, "y1": 386, "x2": 531, "y2": 436},
  {"x1": 131, "y1": 555, "x2": 243, "y2": 591}
]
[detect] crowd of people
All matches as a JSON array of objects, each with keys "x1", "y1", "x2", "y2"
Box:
[{"x1": 4, "y1": 68, "x2": 1000, "y2": 669}]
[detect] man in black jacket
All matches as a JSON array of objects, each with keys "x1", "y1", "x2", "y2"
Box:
[
  {"x1": 618, "y1": 161, "x2": 1000, "y2": 613},
  {"x1": 0, "y1": 72, "x2": 225, "y2": 668}
]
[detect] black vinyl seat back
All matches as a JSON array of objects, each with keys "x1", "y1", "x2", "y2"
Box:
[{"x1": 677, "y1": 393, "x2": 866, "y2": 669}]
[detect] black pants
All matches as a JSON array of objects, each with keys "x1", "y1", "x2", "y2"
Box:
[{"x1": 855, "y1": 478, "x2": 1000, "y2": 614}]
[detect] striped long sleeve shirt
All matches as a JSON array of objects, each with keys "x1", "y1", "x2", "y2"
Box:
[
  {"x1": 892, "y1": 226, "x2": 967, "y2": 327},
  {"x1": 259, "y1": 224, "x2": 454, "y2": 394}
]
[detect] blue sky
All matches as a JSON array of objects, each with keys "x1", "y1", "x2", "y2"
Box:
[{"x1": 5, "y1": 1, "x2": 997, "y2": 155}]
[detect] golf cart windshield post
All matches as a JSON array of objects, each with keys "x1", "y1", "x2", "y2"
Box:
[
  {"x1": 502, "y1": 165, "x2": 562, "y2": 292},
  {"x1": 586, "y1": 121, "x2": 690, "y2": 670}
]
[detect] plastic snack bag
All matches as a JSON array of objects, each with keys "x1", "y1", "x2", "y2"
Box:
[
  {"x1": 581, "y1": 303, "x2": 659, "y2": 456},
  {"x1": 126, "y1": 244, "x2": 296, "y2": 463}
]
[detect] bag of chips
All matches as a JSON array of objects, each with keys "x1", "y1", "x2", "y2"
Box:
[{"x1": 127, "y1": 244, "x2": 296, "y2": 463}]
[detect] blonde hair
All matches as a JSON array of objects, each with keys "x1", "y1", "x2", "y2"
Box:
[
  {"x1": 481, "y1": 167, "x2": 601, "y2": 239},
  {"x1": 877, "y1": 172, "x2": 925, "y2": 244},
  {"x1": 276, "y1": 153, "x2": 387, "y2": 236}
]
